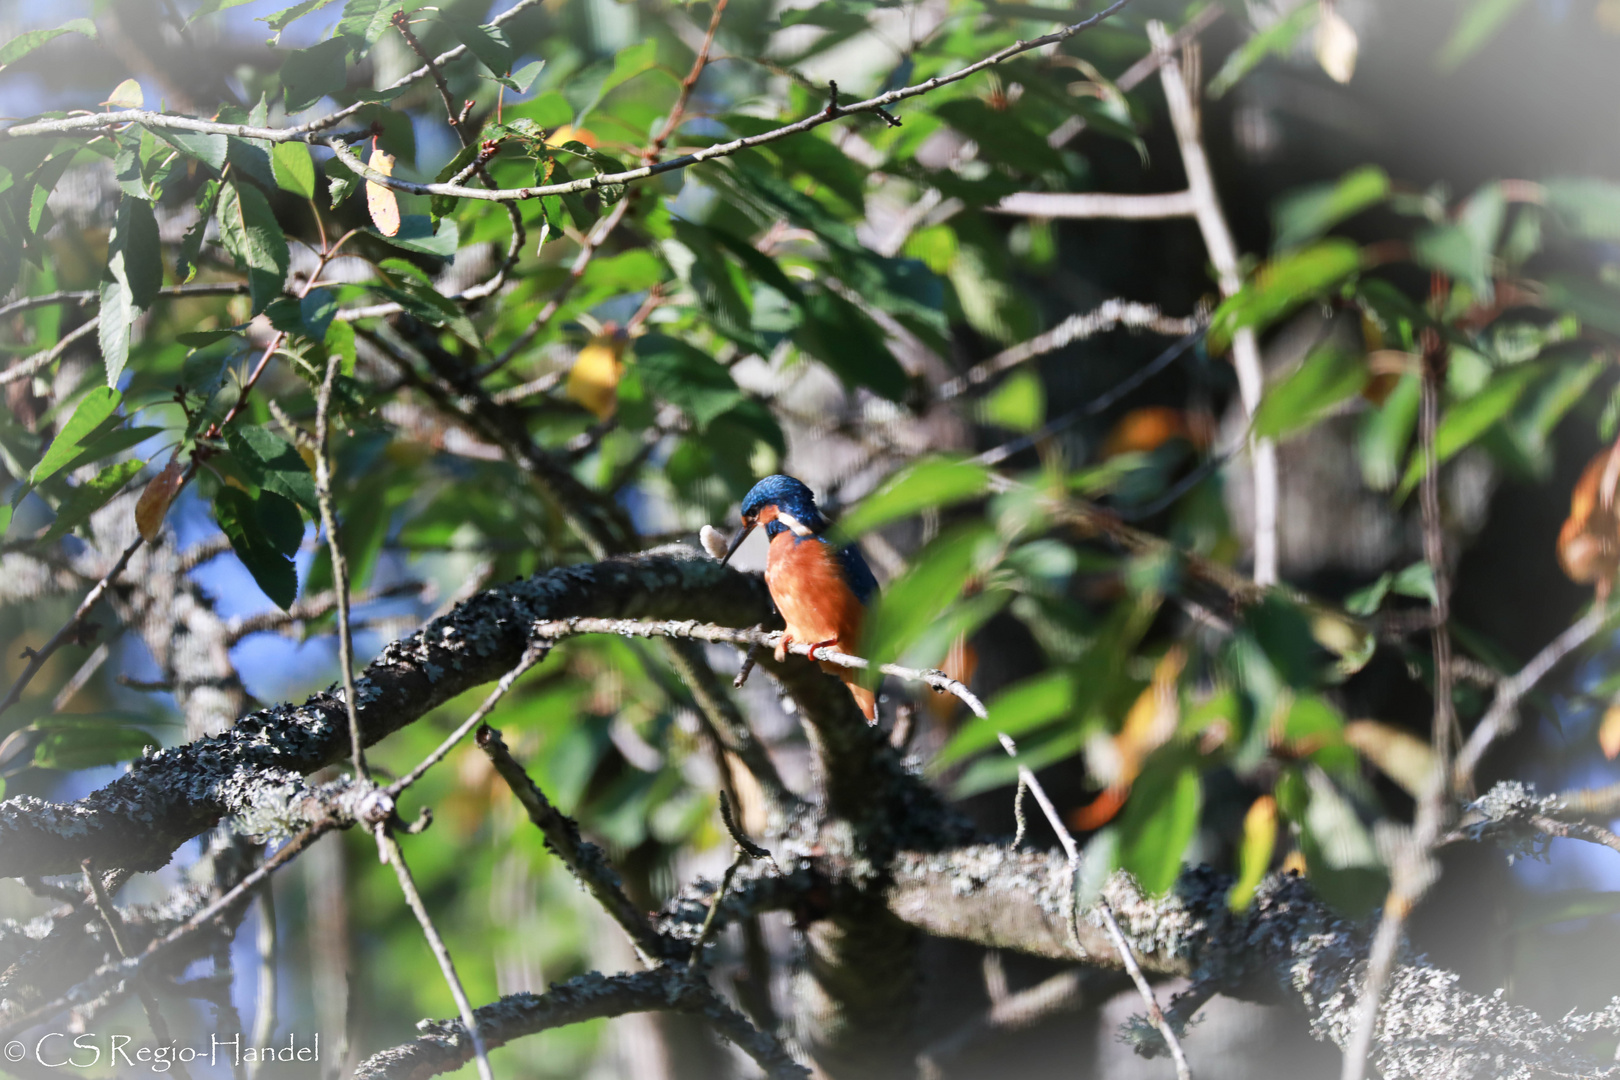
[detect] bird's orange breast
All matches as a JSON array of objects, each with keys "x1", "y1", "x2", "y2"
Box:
[{"x1": 764, "y1": 531, "x2": 865, "y2": 649}]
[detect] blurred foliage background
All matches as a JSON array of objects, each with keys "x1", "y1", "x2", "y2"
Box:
[{"x1": 5, "y1": 0, "x2": 1620, "y2": 1076}]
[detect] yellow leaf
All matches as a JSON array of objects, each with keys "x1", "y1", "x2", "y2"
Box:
[
  {"x1": 366, "y1": 149, "x2": 400, "y2": 237},
  {"x1": 1229, "y1": 794, "x2": 1278, "y2": 910},
  {"x1": 1600, "y1": 705, "x2": 1620, "y2": 760},
  {"x1": 545, "y1": 125, "x2": 598, "y2": 148},
  {"x1": 134, "y1": 454, "x2": 184, "y2": 543},
  {"x1": 1315, "y1": 5, "x2": 1358, "y2": 84},
  {"x1": 566, "y1": 333, "x2": 628, "y2": 419},
  {"x1": 104, "y1": 78, "x2": 144, "y2": 109},
  {"x1": 1345, "y1": 719, "x2": 1436, "y2": 797},
  {"x1": 1281, "y1": 848, "x2": 1308, "y2": 877}
]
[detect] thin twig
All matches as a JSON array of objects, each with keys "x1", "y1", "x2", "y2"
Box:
[
  {"x1": 376, "y1": 828, "x2": 495, "y2": 1080},
  {"x1": 1341, "y1": 332, "x2": 1453, "y2": 1080},
  {"x1": 476, "y1": 724, "x2": 667, "y2": 962},
  {"x1": 938, "y1": 299, "x2": 1200, "y2": 401},
  {"x1": 385, "y1": 642, "x2": 547, "y2": 797},
  {"x1": 989, "y1": 190, "x2": 1199, "y2": 219},
  {"x1": 82, "y1": 860, "x2": 195, "y2": 1080},
  {"x1": 247, "y1": 881, "x2": 278, "y2": 1079},
  {"x1": 1149, "y1": 20, "x2": 1277, "y2": 586},
  {"x1": 0, "y1": 536, "x2": 141, "y2": 718},
  {"x1": 0, "y1": 317, "x2": 100, "y2": 387},
  {"x1": 0, "y1": 281, "x2": 249, "y2": 320},
  {"x1": 17, "y1": 0, "x2": 1135, "y2": 201},
  {"x1": 315, "y1": 317, "x2": 367, "y2": 785},
  {"x1": 1453, "y1": 603, "x2": 1615, "y2": 791}
]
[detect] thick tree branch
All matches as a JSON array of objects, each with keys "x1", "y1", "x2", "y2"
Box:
[
  {"x1": 351, "y1": 966, "x2": 808, "y2": 1080},
  {"x1": 888, "y1": 849, "x2": 1620, "y2": 1080},
  {"x1": 0, "y1": 550, "x2": 771, "y2": 877}
]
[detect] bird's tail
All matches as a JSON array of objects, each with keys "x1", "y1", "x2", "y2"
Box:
[{"x1": 828, "y1": 665, "x2": 878, "y2": 723}]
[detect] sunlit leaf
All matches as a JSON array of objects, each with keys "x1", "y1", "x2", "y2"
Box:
[
  {"x1": 934, "y1": 670, "x2": 1075, "y2": 768},
  {"x1": 1208, "y1": 3, "x2": 1317, "y2": 99},
  {"x1": 1229, "y1": 795, "x2": 1277, "y2": 910},
  {"x1": 31, "y1": 387, "x2": 122, "y2": 485},
  {"x1": 1208, "y1": 240, "x2": 1360, "y2": 354},
  {"x1": 0, "y1": 20, "x2": 96, "y2": 71},
  {"x1": 1273, "y1": 166, "x2": 1389, "y2": 251},
  {"x1": 1117, "y1": 763, "x2": 1200, "y2": 896},
  {"x1": 41, "y1": 459, "x2": 145, "y2": 544},
  {"x1": 271, "y1": 141, "x2": 317, "y2": 198},
  {"x1": 838, "y1": 457, "x2": 991, "y2": 538}
]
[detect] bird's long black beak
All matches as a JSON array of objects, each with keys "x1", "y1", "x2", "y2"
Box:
[{"x1": 721, "y1": 521, "x2": 755, "y2": 565}]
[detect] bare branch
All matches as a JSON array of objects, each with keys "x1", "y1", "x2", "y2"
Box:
[
  {"x1": 1149, "y1": 20, "x2": 1278, "y2": 586},
  {"x1": 990, "y1": 190, "x2": 1199, "y2": 219},
  {"x1": 477, "y1": 723, "x2": 669, "y2": 963},
  {"x1": 377, "y1": 828, "x2": 494, "y2": 1080},
  {"x1": 0, "y1": 317, "x2": 100, "y2": 388}
]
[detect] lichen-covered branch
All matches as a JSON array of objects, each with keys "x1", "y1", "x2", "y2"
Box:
[
  {"x1": 351, "y1": 966, "x2": 808, "y2": 1080},
  {"x1": 0, "y1": 550, "x2": 771, "y2": 877},
  {"x1": 888, "y1": 847, "x2": 1620, "y2": 1080}
]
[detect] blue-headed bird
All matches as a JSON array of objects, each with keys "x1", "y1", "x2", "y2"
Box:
[{"x1": 721, "y1": 475, "x2": 880, "y2": 721}]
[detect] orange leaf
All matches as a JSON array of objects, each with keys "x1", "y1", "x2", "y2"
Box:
[
  {"x1": 1068, "y1": 785, "x2": 1128, "y2": 831},
  {"x1": 366, "y1": 149, "x2": 400, "y2": 237},
  {"x1": 1102, "y1": 406, "x2": 1192, "y2": 458},
  {"x1": 1559, "y1": 442, "x2": 1620, "y2": 598},
  {"x1": 134, "y1": 453, "x2": 184, "y2": 542}
]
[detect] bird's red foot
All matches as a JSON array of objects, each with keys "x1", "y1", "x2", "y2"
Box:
[
  {"x1": 775, "y1": 634, "x2": 794, "y2": 663},
  {"x1": 807, "y1": 638, "x2": 839, "y2": 658}
]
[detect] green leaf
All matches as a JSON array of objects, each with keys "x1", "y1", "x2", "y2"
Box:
[
  {"x1": 226, "y1": 424, "x2": 318, "y2": 513},
  {"x1": 325, "y1": 155, "x2": 360, "y2": 208},
  {"x1": 838, "y1": 457, "x2": 990, "y2": 538},
  {"x1": 372, "y1": 215, "x2": 459, "y2": 256},
  {"x1": 1254, "y1": 345, "x2": 1368, "y2": 441},
  {"x1": 32, "y1": 387, "x2": 122, "y2": 485},
  {"x1": 430, "y1": 144, "x2": 479, "y2": 220},
  {"x1": 601, "y1": 39, "x2": 658, "y2": 95},
  {"x1": 1117, "y1": 763, "x2": 1201, "y2": 896},
  {"x1": 40, "y1": 459, "x2": 144, "y2": 544},
  {"x1": 271, "y1": 141, "x2": 317, "y2": 198},
  {"x1": 149, "y1": 127, "x2": 228, "y2": 172},
  {"x1": 177, "y1": 327, "x2": 247, "y2": 347},
  {"x1": 98, "y1": 278, "x2": 134, "y2": 388},
  {"x1": 214, "y1": 486, "x2": 299, "y2": 610},
  {"x1": 1207, "y1": 3, "x2": 1318, "y2": 99},
  {"x1": 111, "y1": 195, "x2": 163, "y2": 309},
  {"x1": 443, "y1": 16, "x2": 512, "y2": 78},
  {"x1": 300, "y1": 288, "x2": 338, "y2": 340},
  {"x1": 281, "y1": 37, "x2": 349, "y2": 113},
  {"x1": 1395, "y1": 364, "x2": 1541, "y2": 498},
  {"x1": 29, "y1": 716, "x2": 159, "y2": 771},
  {"x1": 264, "y1": 0, "x2": 343, "y2": 33},
  {"x1": 1208, "y1": 240, "x2": 1360, "y2": 354},
  {"x1": 1436, "y1": 0, "x2": 1528, "y2": 70},
  {"x1": 177, "y1": 179, "x2": 221, "y2": 283},
  {"x1": 1412, "y1": 183, "x2": 1504, "y2": 299},
  {"x1": 861, "y1": 524, "x2": 991, "y2": 672},
  {"x1": 935, "y1": 670, "x2": 1075, "y2": 768},
  {"x1": 375, "y1": 276, "x2": 480, "y2": 348},
  {"x1": 795, "y1": 290, "x2": 910, "y2": 400},
  {"x1": 634, "y1": 335, "x2": 744, "y2": 428},
  {"x1": 217, "y1": 180, "x2": 290, "y2": 314},
  {"x1": 53, "y1": 426, "x2": 165, "y2": 480},
  {"x1": 980, "y1": 370, "x2": 1045, "y2": 433},
  {"x1": 1543, "y1": 177, "x2": 1620, "y2": 241},
  {"x1": 933, "y1": 99, "x2": 1064, "y2": 175},
  {"x1": 0, "y1": 20, "x2": 96, "y2": 70},
  {"x1": 1357, "y1": 372, "x2": 1419, "y2": 491},
  {"x1": 1273, "y1": 166, "x2": 1390, "y2": 251},
  {"x1": 498, "y1": 59, "x2": 546, "y2": 94}
]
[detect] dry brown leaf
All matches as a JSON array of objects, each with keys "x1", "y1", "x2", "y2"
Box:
[
  {"x1": 366, "y1": 148, "x2": 401, "y2": 237},
  {"x1": 134, "y1": 453, "x2": 185, "y2": 543},
  {"x1": 1558, "y1": 442, "x2": 1620, "y2": 599}
]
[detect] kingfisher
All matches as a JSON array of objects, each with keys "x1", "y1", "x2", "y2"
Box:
[{"x1": 720, "y1": 475, "x2": 880, "y2": 721}]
